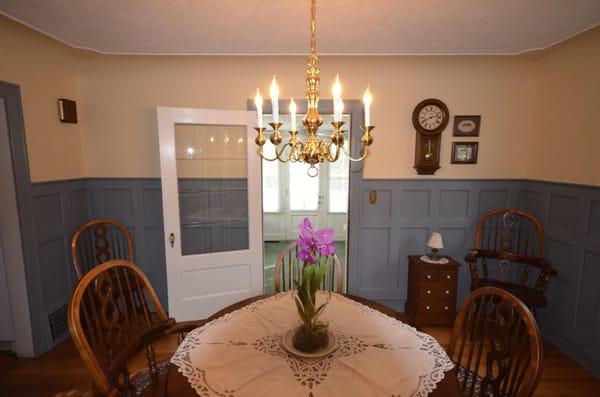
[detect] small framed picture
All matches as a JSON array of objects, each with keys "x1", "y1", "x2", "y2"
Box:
[
  {"x1": 453, "y1": 115, "x2": 481, "y2": 137},
  {"x1": 451, "y1": 142, "x2": 478, "y2": 164}
]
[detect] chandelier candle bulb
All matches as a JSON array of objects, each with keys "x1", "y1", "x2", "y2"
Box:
[
  {"x1": 363, "y1": 87, "x2": 372, "y2": 126},
  {"x1": 332, "y1": 74, "x2": 342, "y2": 122},
  {"x1": 270, "y1": 76, "x2": 280, "y2": 123},
  {"x1": 290, "y1": 98, "x2": 297, "y2": 131},
  {"x1": 255, "y1": 89, "x2": 263, "y2": 128}
]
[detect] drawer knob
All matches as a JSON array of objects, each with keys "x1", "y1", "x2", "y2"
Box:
[
  {"x1": 445, "y1": 290, "x2": 450, "y2": 295},
  {"x1": 427, "y1": 274, "x2": 432, "y2": 279},
  {"x1": 444, "y1": 305, "x2": 449, "y2": 311},
  {"x1": 426, "y1": 305, "x2": 431, "y2": 310},
  {"x1": 446, "y1": 275, "x2": 451, "y2": 279},
  {"x1": 427, "y1": 290, "x2": 431, "y2": 295}
]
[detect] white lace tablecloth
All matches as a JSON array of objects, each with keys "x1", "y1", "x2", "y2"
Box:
[{"x1": 171, "y1": 292, "x2": 454, "y2": 397}]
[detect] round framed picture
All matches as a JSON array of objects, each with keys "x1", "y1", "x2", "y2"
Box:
[{"x1": 453, "y1": 115, "x2": 481, "y2": 137}]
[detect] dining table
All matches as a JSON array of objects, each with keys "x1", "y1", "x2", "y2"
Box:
[{"x1": 166, "y1": 292, "x2": 460, "y2": 397}]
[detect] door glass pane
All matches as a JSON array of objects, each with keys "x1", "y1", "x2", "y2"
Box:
[
  {"x1": 289, "y1": 162, "x2": 319, "y2": 211},
  {"x1": 174, "y1": 124, "x2": 248, "y2": 255}
]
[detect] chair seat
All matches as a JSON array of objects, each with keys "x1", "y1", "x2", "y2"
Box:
[
  {"x1": 456, "y1": 366, "x2": 508, "y2": 397},
  {"x1": 472, "y1": 279, "x2": 546, "y2": 308},
  {"x1": 128, "y1": 359, "x2": 170, "y2": 396}
]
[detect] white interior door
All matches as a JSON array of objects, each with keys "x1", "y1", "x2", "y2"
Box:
[{"x1": 157, "y1": 107, "x2": 263, "y2": 320}]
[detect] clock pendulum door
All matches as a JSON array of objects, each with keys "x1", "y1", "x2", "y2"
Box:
[{"x1": 414, "y1": 135, "x2": 441, "y2": 175}]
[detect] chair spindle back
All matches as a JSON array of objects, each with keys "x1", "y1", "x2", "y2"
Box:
[
  {"x1": 448, "y1": 287, "x2": 543, "y2": 397},
  {"x1": 274, "y1": 241, "x2": 344, "y2": 293},
  {"x1": 68, "y1": 260, "x2": 169, "y2": 396},
  {"x1": 474, "y1": 209, "x2": 544, "y2": 258},
  {"x1": 71, "y1": 219, "x2": 135, "y2": 280}
]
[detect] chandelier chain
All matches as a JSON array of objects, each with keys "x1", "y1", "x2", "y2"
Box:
[{"x1": 310, "y1": 0, "x2": 317, "y2": 56}]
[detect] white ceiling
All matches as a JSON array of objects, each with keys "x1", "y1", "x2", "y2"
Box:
[{"x1": 1, "y1": 0, "x2": 600, "y2": 55}]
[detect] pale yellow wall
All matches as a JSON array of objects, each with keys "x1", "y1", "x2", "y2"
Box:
[
  {"x1": 0, "y1": 16, "x2": 84, "y2": 181},
  {"x1": 527, "y1": 26, "x2": 600, "y2": 186},
  {"x1": 76, "y1": 53, "x2": 536, "y2": 179},
  {"x1": 3, "y1": 14, "x2": 599, "y2": 185}
]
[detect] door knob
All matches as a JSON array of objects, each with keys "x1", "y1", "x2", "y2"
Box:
[{"x1": 169, "y1": 233, "x2": 175, "y2": 248}]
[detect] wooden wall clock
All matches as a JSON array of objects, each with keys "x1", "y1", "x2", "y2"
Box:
[{"x1": 412, "y1": 98, "x2": 449, "y2": 175}]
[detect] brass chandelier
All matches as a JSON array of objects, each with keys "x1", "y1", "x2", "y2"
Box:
[{"x1": 253, "y1": 0, "x2": 374, "y2": 176}]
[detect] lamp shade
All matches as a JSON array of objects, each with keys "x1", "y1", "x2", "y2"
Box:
[{"x1": 426, "y1": 232, "x2": 444, "y2": 250}]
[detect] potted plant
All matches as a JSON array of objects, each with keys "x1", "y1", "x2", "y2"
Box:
[{"x1": 292, "y1": 218, "x2": 335, "y2": 353}]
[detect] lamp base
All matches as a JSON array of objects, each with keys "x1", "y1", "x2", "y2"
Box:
[{"x1": 428, "y1": 249, "x2": 440, "y2": 261}]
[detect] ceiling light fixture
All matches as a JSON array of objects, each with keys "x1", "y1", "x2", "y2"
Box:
[{"x1": 253, "y1": 0, "x2": 374, "y2": 176}]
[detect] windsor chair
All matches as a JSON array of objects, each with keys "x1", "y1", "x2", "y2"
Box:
[
  {"x1": 68, "y1": 260, "x2": 204, "y2": 396},
  {"x1": 71, "y1": 219, "x2": 135, "y2": 280},
  {"x1": 448, "y1": 286, "x2": 543, "y2": 397},
  {"x1": 274, "y1": 241, "x2": 344, "y2": 293},
  {"x1": 466, "y1": 209, "x2": 556, "y2": 313}
]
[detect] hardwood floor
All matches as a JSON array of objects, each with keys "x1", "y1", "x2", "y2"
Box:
[{"x1": 0, "y1": 326, "x2": 599, "y2": 396}]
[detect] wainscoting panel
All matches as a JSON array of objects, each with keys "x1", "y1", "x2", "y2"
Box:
[
  {"x1": 358, "y1": 227, "x2": 392, "y2": 292},
  {"x1": 31, "y1": 179, "x2": 90, "y2": 350}
]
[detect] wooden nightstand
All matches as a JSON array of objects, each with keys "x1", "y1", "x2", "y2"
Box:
[{"x1": 405, "y1": 255, "x2": 460, "y2": 326}]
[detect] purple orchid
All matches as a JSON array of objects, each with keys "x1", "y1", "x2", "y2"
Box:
[{"x1": 296, "y1": 218, "x2": 335, "y2": 264}]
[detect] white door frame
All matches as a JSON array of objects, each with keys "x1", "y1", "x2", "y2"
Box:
[{"x1": 157, "y1": 107, "x2": 263, "y2": 320}]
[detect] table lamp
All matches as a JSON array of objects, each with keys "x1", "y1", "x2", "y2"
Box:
[{"x1": 426, "y1": 232, "x2": 444, "y2": 261}]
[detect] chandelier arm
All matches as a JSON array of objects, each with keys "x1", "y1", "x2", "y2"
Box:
[
  {"x1": 257, "y1": 147, "x2": 279, "y2": 162},
  {"x1": 342, "y1": 145, "x2": 370, "y2": 162},
  {"x1": 323, "y1": 142, "x2": 342, "y2": 162},
  {"x1": 291, "y1": 141, "x2": 304, "y2": 162},
  {"x1": 274, "y1": 143, "x2": 294, "y2": 163}
]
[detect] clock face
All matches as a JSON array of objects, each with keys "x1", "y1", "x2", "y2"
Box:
[{"x1": 418, "y1": 105, "x2": 445, "y2": 131}]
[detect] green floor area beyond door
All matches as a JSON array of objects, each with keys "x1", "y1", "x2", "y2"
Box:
[{"x1": 263, "y1": 240, "x2": 346, "y2": 295}]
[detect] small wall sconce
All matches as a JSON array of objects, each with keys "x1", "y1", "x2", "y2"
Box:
[{"x1": 58, "y1": 98, "x2": 77, "y2": 123}]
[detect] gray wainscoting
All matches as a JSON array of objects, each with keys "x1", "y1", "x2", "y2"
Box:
[
  {"x1": 356, "y1": 178, "x2": 600, "y2": 377},
  {"x1": 29, "y1": 176, "x2": 600, "y2": 378},
  {"x1": 87, "y1": 178, "x2": 167, "y2": 306},
  {"x1": 30, "y1": 177, "x2": 247, "y2": 353},
  {"x1": 354, "y1": 179, "x2": 521, "y2": 309},
  {"x1": 30, "y1": 178, "x2": 166, "y2": 353},
  {"x1": 31, "y1": 179, "x2": 90, "y2": 349},
  {"x1": 517, "y1": 180, "x2": 600, "y2": 377}
]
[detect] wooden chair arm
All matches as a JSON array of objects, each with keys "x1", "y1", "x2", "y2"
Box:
[
  {"x1": 465, "y1": 250, "x2": 479, "y2": 263},
  {"x1": 467, "y1": 250, "x2": 556, "y2": 273},
  {"x1": 108, "y1": 319, "x2": 176, "y2": 381},
  {"x1": 537, "y1": 258, "x2": 557, "y2": 276},
  {"x1": 166, "y1": 320, "x2": 208, "y2": 335},
  {"x1": 534, "y1": 259, "x2": 557, "y2": 295}
]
